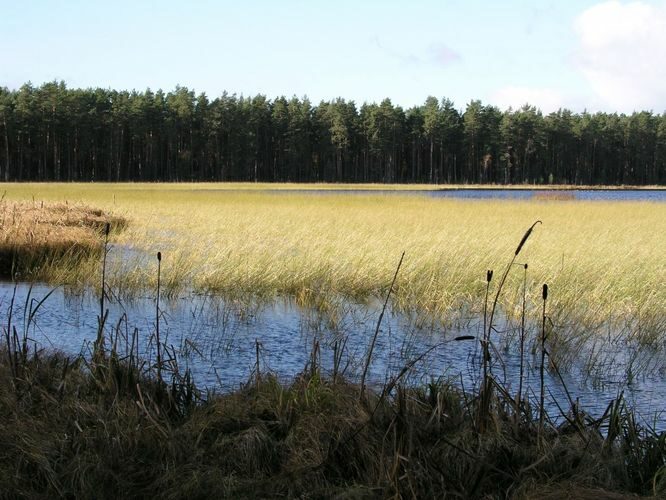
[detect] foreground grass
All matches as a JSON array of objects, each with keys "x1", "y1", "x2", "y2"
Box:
[
  {"x1": 1, "y1": 344, "x2": 664, "y2": 499},
  {"x1": 1, "y1": 183, "x2": 665, "y2": 346}
]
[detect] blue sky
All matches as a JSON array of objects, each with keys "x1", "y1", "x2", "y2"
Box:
[{"x1": 2, "y1": 0, "x2": 665, "y2": 113}]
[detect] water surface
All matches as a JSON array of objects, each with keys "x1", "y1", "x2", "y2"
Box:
[
  {"x1": 264, "y1": 188, "x2": 666, "y2": 202},
  {"x1": 1, "y1": 283, "x2": 663, "y2": 431}
]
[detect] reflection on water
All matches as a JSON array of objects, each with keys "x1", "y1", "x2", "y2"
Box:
[{"x1": 1, "y1": 283, "x2": 664, "y2": 430}]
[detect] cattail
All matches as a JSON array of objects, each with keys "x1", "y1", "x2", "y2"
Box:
[
  {"x1": 524, "y1": 263, "x2": 528, "y2": 270},
  {"x1": 104, "y1": 222, "x2": 110, "y2": 237},
  {"x1": 156, "y1": 250, "x2": 162, "y2": 384},
  {"x1": 515, "y1": 220, "x2": 542, "y2": 256},
  {"x1": 539, "y1": 281, "x2": 549, "y2": 436},
  {"x1": 486, "y1": 269, "x2": 493, "y2": 282}
]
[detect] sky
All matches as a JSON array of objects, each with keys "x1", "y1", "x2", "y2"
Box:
[{"x1": 1, "y1": 0, "x2": 665, "y2": 114}]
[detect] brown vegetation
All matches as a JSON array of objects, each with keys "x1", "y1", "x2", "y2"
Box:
[
  {"x1": 0, "y1": 200, "x2": 125, "y2": 278},
  {"x1": 0, "y1": 344, "x2": 663, "y2": 499}
]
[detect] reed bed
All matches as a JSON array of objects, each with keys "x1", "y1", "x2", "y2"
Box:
[
  {"x1": 1, "y1": 183, "x2": 664, "y2": 346},
  {"x1": 0, "y1": 199, "x2": 126, "y2": 280}
]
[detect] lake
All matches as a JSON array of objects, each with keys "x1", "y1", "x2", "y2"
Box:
[
  {"x1": 264, "y1": 187, "x2": 666, "y2": 202},
  {"x1": 2, "y1": 283, "x2": 663, "y2": 431}
]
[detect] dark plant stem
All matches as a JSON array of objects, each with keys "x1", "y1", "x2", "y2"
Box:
[
  {"x1": 156, "y1": 251, "x2": 162, "y2": 385},
  {"x1": 255, "y1": 339, "x2": 261, "y2": 391},
  {"x1": 5, "y1": 281, "x2": 17, "y2": 379},
  {"x1": 482, "y1": 270, "x2": 493, "y2": 383},
  {"x1": 360, "y1": 251, "x2": 405, "y2": 401},
  {"x1": 310, "y1": 338, "x2": 320, "y2": 379},
  {"x1": 100, "y1": 222, "x2": 110, "y2": 321},
  {"x1": 332, "y1": 340, "x2": 339, "y2": 385},
  {"x1": 481, "y1": 222, "x2": 539, "y2": 430},
  {"x1": 539, "y1": 283, "x2": 549, "y2": 437},
  {"x1": 486, "y1": 221, "x2": 541, "y2": 353},
  {"x1": 332, "y1": 336, "x2": 348, "y2": 386},
  {"x1": 518, "y1": 263, "x2": 528, "y2": 406},
  {"x1": 95, "y1": 223, "x2": 111, "y2": 358}
]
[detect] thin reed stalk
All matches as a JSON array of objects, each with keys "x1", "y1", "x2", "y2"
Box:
[
  {"x1": 310, "y1": 338, "x2": 320, "y2": 379},
  {"x1": 94, "y1": 223, "x2": 110, "y2": 358},
  {"x1": 255, "y1": 338, "x2": 261, "y2": 391},
  {"x1": 518, "y1": 263, "x2": 527, "y2": 405},
  {"x1": 482, "y1": 269, "x2": 493, "y2": 382},
  {"x1": 539, "y1": 283, "x2": 549, "y2": 436},
  {"x1": 156, "y1": 251, "x2": 162, "y2": 385},
  {"x1": 485, "y1": 221, "x2": 541, "y2": 348},
  {"x1": 480, "y1": 222, "x2": 540, "y2": 429},
  {"x1": 100, "y1": 222, "x2": 110, "y2": 319},
  {"x1": 332, "y1": 336, "x2": 348, "y2": 385},
  {"x1": 5, "y1": 281, "x2": 17, "y2": 379},
  {"x1": 360, "y1": 251, "x2": 405, "y2": 401}
]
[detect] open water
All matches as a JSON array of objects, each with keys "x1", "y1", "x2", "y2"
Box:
[
  {"x1": 264, "y1": 188, "x2": 666, "y2": 202},
  {"x1": 1, "y1": 283, "x2": 663, "y2": 431}
]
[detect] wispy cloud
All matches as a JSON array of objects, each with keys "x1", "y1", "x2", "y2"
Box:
[
  {"x1": 372, "y1": 37, "x2": 461, "y2": 68},
  {"x1": 427, "y1": 43, "x2": 461, "y2": 66}
]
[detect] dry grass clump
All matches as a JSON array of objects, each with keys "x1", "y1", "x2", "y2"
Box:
[
  {"x1": 1, "y1": 343, "x2": 664, "y2": 499},
  {"x1": 0, "y1": 200, "x2": 126, "y2": 279}
]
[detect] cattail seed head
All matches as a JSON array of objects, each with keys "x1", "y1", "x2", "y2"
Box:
[
  {"x1": 542, "y1": 283, "x2": 548, "y2": 301},
  {"x1": 486, "y1": 270, "x2": 493, "y2": 282},
  {"x1": 524, "y1": 263, "x2": 528, "y2": 270},
  {"x1": 515, "y1": 220, "x2": 542, "y2": 256},
  {"x1": 104, "y1": 222, "x2": 110, "y2": 236},
  {"x1": 157, "y1": 251, "x2": 162, "y2": 262}
]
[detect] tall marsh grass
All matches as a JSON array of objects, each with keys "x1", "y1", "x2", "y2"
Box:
[{"x1": 1, "y1": 183, "x2": 664, "y2": 347}]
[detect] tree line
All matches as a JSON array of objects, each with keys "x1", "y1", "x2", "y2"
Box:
[{"x1": 0, "y1": 81, "x2": 665, "y2": 184}]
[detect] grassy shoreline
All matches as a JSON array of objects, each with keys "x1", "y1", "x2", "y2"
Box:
[{"x1": 1, "y1": 342, "x2": 664, "y2": 499}]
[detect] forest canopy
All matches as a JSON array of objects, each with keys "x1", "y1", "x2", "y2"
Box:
[{"x1": 0, "y1": 81, "x2": 664, "y2": 185}]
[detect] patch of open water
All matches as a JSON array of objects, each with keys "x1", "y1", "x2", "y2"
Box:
[
  {"x1": 264, "y1": 188, "x2": 666, "y2": 202},
  {"x1": 1, "y1": 283, "x2": 664, "y2": 431},
  {"x1": 188, "y1": 187, "x2": 666, "y2": 202}
]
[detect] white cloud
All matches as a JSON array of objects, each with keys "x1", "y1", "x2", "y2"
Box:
[
  {"x1": 490, "y1": 86, "x2": 567, "y2": 113},
  {"x1": 574, "y1": 1, "x2": 666, "y2": 113}
]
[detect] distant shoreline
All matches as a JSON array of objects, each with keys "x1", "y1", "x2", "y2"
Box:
[
  {"x1": 433, "y1": 184, "x2": 666, "y2": 191},
  {"x1": 0, "y1": 181, "x2": 664, "y2": 192}
]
